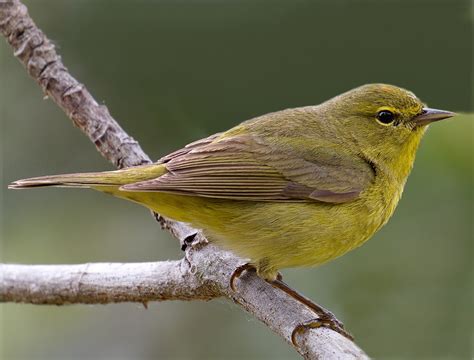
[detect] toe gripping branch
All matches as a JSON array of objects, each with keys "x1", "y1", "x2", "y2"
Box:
[
  {"x1": 230, "y1": 263, "x2": 354, "y2": 346},
  {"x1": 230, "y1": 263, "x2": 256, "y2": 291}
]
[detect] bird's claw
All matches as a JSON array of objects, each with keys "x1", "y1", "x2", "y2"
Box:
[
  {"x1": 230, "y1": 264, "x2": 353, "y2": 346},
  {"x1": 319, "y1": 309, "x2": 345, "y2": 330},
  {"x1": 230, "y1": 263, "x2": 284, "y2": 291},
  {"x1": 291, "y1": 315, "x2": 354, "y2": 346},
  {"x1": 230, "y1": 263, "x2": 256, "y2": 291}
]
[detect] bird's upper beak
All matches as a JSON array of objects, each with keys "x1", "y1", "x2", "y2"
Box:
[{"x1": 411, "y1": 108, "x2": 456, "y2": 127}]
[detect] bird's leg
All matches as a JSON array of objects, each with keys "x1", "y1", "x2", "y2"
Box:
[
  {"x1": 230, "y1": 264, "x2": 353, "y2": 345},
  {"x1": 269, "y1": 278, "x2": 354, "y2": 345}
]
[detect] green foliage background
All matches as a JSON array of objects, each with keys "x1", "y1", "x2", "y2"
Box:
[{"x1": 1, "y1": 0, "x2": 472, "y2": 359}]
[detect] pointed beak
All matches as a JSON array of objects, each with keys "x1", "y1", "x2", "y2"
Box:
[{"x1": 411, "y1": 108, "x2": 456, "y2": 127}]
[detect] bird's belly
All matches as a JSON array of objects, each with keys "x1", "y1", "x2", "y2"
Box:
[
  {"x1": 123, "y1": 191, "x2": 392, "y2": 272},
  {"x1": 209, "y1": 201, "x2": 383, "y2": 271}
]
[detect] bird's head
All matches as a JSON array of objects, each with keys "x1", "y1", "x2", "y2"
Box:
[{"x1": 324, "y1": 83, "x2": 455, "y2": 169}]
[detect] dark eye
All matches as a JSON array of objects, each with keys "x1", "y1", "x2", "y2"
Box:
[{"x1": 376, "y1": 110, "x2": 395, "y2": 125}]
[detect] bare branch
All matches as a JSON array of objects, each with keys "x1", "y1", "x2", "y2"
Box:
[
  {"x1": 0, "y1": 242, "x2": 368, "y2": 359},
  {"x1": 0, "y1": 1, "x2": 369, "y2": 359},
  {"x1": 0, "y1": 260, "x2": 217, "y2": 305},
  {"x1": 0, "y1": 0, "x2": 149, "y2": 169}
]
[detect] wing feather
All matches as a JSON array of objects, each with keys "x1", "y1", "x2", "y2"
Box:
[{"x1": 122, "y1": 134, "x2": 374, "y2": 203}]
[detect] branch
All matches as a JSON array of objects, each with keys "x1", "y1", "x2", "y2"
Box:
[
  {"x1": 0, "y1": 243, "x2": 367, "y2": 359},
  {"x1": 0, "y1": 260, "x2": 216, "y2": 304},
  {"x1": 0, "y1": 0, "x2": 149, "y2": 169},
  {"x1": 0, "y1": 1, "x2": 369, "y2": 359}
]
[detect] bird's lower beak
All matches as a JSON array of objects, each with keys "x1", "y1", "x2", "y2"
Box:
[{"x1": 411, "y1": 108, "x2": 456, "y2": 127}]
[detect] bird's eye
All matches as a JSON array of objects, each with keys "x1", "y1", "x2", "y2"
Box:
[{"x1": 376, "y1": 110, "x2": 395, "y2": 125}]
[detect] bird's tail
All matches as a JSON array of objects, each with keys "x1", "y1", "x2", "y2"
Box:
[{"x1": 8, "y1": 164, "x2": 166, "y2": 190}]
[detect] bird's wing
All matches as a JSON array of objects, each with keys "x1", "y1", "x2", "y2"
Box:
[
  {"x1": 121, "y1": 134, "x2": 375, "y2": 203},
  {"x1": 158, "y1": 132, "x2": 224, "y2": 163}
]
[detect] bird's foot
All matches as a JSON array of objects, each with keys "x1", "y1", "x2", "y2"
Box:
[
  {"x1": 230, "y1": 264, "x2": 352, "y2": 345},
  {"x1": 230, "y1": 263, "x2": 283, "y2": 291},
  {"x1": 269, "y1": 278, "x2": 353, "y2": 345},
  {"x1": 291, "y1": 314, "x2": 354, "y2": 346},
  {"x1": 230, "y1": 263, "x2": 256, "y2": 291}
]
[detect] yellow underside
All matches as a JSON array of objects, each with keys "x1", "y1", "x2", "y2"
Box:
[{"x1": 97, "y1": 185, "x2": 391, "y2": 280}]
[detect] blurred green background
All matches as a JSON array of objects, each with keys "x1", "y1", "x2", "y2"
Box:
[{"x1": 1, "y1": 0, "x2": 472, "y2": 359}]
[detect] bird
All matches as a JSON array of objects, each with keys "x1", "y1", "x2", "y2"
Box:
[{"x1": 9, "y1": 83, "x2": 455, "y2": 342}]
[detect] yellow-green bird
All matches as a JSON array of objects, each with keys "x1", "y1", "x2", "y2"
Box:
[{"x1": 10, "y1": 84, "x2": 455, "y2": 339}]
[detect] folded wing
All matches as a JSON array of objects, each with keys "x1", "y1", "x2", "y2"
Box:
[{"x1": 121, "y1": 134, "x2": 375, "y2": 203}]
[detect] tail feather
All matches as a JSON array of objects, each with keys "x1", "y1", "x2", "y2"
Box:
[
  {"x1": 9, "y1": 173, "x2": 119, "y2": 189},
  {"x1": 8, "y1": 164, "x2": 167, "y2": 190}
]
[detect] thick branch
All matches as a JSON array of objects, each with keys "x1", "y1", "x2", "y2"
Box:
[
  {"x1": 0, "y1": 243, "x2": 368, "y2": 359},
  {"x1": 0, "y1": 260, "x2": 217, "y2": 304},
  {"x1": 1, "y1": 1, "x2": 369, "y2": 359}
]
